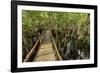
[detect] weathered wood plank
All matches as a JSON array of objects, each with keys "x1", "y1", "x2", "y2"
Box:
[{"x1": 34, "y1": 43, "x2": 56, "y2": 61}]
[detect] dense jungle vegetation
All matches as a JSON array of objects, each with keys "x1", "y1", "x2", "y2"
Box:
[{"x1": 22, "y1": 10, "x2": 90, "y2": 60}]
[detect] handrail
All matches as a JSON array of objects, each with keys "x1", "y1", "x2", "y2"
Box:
[
  {"x1": 51, "y1": 31, "x2": 62, "y2": 60},
  {"x1": 24, "y1": 30, "x2": 62, "y2": 62},
  {"x1": 32, "y1": 31, "x2": 45, "y2": 61},
  {"x1": 24, "y1": 31, "x2": 45, "y2": 62}
]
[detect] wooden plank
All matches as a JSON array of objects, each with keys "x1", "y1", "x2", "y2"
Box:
[
  {"x1": 34, "y1": 53, "x2": 56, "y2": 61},
  {"x1": 33, "y1": 43, "x2": 56, "y2": 61}
]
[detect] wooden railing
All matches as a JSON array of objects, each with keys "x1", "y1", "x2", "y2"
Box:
[
  {"x1": 23, "y1": 31, "x2": 45, "y2": 62},
  {"x1": 24, "y1": 30, "x2": 62, "y2": 62},
  {"x1": 51, "y1": 31, "x2": 62, "y2": 60}
]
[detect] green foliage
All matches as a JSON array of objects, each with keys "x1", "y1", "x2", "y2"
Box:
[{"x1": 22, "y1": 10, "x2": 90, "y2": 60}]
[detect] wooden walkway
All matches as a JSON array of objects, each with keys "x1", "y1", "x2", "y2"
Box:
[
  {"x1": 24, "y1": 30, "x2": 62, "y2": 62},
  {"x1": 34, "y1": 43, "x2": 56, "y2": 61},
  {"x1": 33, "y1": 30, "x2": 56, "y2": 61}
]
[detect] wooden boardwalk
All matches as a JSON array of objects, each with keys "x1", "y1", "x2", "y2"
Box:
[
  {"x1": 24, "y1": 30, "x2": 62, "y2": 62},
  {"x1": 33, "y1": 30, "x2": 56, "y2": 61},
  {"x1": 34, "y1": 43, "x2": 56, "y2": 61}
]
